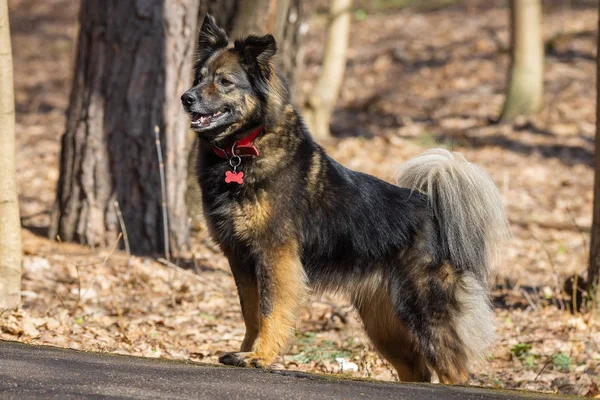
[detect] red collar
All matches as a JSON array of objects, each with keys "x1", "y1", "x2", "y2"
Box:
[{"x1": 212, "y1": 126, "x2": 263, "y2": 159}]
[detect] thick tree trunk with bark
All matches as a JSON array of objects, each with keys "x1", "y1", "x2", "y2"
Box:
[
  {"x1": 277, "y1": 0, "x2": 308, "y2": 104},
  {"x1": 588, "y1": 9, "x2": 600, "y2": 302},
  {"x1": 0, "y1": 0, "x2": 22, "y2": 309},
  {"x1": 499, "y1": 0, "x2": 544, "y2": 122},
  {"x1": 51, "y1": 0, "x2": 199, "y2": 255},
  {"x1": 229, "y1": 0, "x2": 307, "y2": 100},
  {"x1": 303, "y1": 0, "x2": 351, "y2": 140}
]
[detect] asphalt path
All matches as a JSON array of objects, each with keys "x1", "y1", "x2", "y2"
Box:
[{"x1": 0, "y1": 340, "x2": 564, "y2": 399}]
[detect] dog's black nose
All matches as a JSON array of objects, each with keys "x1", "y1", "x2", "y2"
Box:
[{"x1": 181, "y1": 92, "x2": 197, "y2": 106}]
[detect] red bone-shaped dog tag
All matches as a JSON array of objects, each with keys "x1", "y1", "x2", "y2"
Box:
[{"x1": 225, "y1": 171, "x2": 244, "y2": 184}]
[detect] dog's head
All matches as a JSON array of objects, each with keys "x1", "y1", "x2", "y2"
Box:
[{"x1": 181, "y1": 15, "x2": 279, "y2": 143}]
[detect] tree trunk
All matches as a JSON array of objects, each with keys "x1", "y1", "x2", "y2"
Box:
[
  {"x1": 303, "y1": 0, "x2": 352, "y2": 141},
  {"x1": 228, "y1": 0, "x2": 307, "y2": 95},
  {"x1": 277, "y1": 0, "x2": 308, "y2": 105},
  {"x1": 499, "y1": 0, "x2": 544, "y2": 122},
  {"x1": 199, "y1": 1, "x2": 239, "y2": 33},
  {"x1": 0, "y1": 0, "x2": 22, "y2": 309},
  {"x1": 230, "y1": 0, "x2": 289, "y2": 42},
  {"x1": 50, "y1": 0, "x2": 200, "y2": 255},
  {"x1": 588, "y1": 9, "x2": 600, "y2": 303}
]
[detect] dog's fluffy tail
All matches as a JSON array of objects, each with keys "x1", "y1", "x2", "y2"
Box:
[
  {"x1": 396, "y1": 149, "x2": 509, "y2": 360},
  {"x1": 396, "y1": 148, "x2": 509, "y2": 283}
]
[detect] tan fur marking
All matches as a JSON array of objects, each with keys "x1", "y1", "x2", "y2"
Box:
[
  {"x1": 350, "y1": 270, "x2": 385, "y2": 309},
  {"x1": 354, "y1": 281, "x2": 431, "y2": 382},
  {"x1": 251, "y1": 134, "x2": 289, "y2": 180},
  {"x1": 251, "y1": 241, "x2": 307, "y2": 363},
  {"x1": 209, "y1": 51, "x2": 240, "y2": 72},
  {"x1": 411, "y1": 261, "x2": 456, "y2": 300},
  {"x1": 231, "y1": 190, "x2": 271, "y2": 241},
  {"x1": 307, "y1": 151, "x2": 322, "y2": 192},
  {"x1": 243, "y1": 94, "x2": 258, "y2": 115}
]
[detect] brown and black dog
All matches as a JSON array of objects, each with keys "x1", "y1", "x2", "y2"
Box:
[{"x1": 181, "y1": 15, "x2": 509, "y2": 383}]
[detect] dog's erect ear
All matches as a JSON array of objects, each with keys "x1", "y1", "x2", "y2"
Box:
[
  {"x1": 196, "y1": 14, "x2": 229, "y2": 67},
  {"x1": 234, "y1": 34, "x2": 277, "y2": 72}
]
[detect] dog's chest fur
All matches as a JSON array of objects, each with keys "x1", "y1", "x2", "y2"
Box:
[{"x1": 196, "y1": 136, "x2": 304, "y2": 254}]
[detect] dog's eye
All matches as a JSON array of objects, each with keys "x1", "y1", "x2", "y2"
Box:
[{"x1": 220, "y1": 78, "x2": 233, "y2": 87}]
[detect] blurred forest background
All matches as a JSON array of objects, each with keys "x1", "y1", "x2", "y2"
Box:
[{"x1": 1, "y1": 0, "x2": 600, "y2": 396}]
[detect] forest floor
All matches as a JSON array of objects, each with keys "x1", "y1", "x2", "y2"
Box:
[{"x1": 3, "y1": 0, "x2": 600, "y2": 396}]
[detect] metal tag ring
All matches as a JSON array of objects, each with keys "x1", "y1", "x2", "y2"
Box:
[{"x1": 229, "y1": 155, "x2": 242, "y2": 168}]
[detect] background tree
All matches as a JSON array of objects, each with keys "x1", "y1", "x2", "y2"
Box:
[
  {"x1": 588, "y1": 7, "x2": 600, "y2": 304},
  {"x1": 228, "y1": 0, "x2": 307, "y2": 94},
  {"x1": 50, "y1": 0, "x2": 201, "y2": 255},
  {"x1": 303, "y1": 0, "x2": 352, "y2": 140},
  {"x1": 0, "y1": 0, "x2": 21, "y2": 309},
  {"x1": 499, "y1": 0, "x2": 544, "y2": 122}
]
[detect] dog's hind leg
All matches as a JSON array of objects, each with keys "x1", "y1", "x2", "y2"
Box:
[
  {"x1": 425, "y1": 273, "x2": 493, "y2": 384},
  {"x1": 354, "y1": 284, "x2": 431, "y2": 382},
  {"x1": 390, "y1": 261, "x2": 480, "y2": 384}
]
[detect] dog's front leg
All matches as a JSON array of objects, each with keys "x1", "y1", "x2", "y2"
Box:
[
  {"x1": 228, "y1": 256, "x2": 260, "y2": 352},
  {"x1": 220, "y1": 242, "x2": 306, "y2": 368}
]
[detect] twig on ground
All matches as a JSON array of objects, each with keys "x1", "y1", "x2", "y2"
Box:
[
  {"x1": 573, "y1": 274, "x2": 579, "y2": 315},
  {"x1": 534, "y1": 357, "x2": 553, "y2": 382},
  {"x1": 101, "y1": 232, "x2": 123, "y2": 268},
  {"x1": 508, "y1": 217, "x2": 589, "y2": 232},
  {"x1": 55, "y1": 233, "x2": 123, "y2": 315},
  {"x1": 113, "y1": 201, "x2": 131, "y2": 257},
  {"x1": 157, "y1": 257, "x2": 207, "y2": 285},
  {"x1": 521, "y1": 289, "x2": 539, "y2": 312},
  {"x1": 154, "y1": 125, "x2": 170, "y2": 262}
]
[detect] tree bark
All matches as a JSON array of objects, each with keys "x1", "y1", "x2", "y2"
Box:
[
  {"x1": 277, "y1": 0, "x2": 308, "y2": 105},
  {"x1": 51, "y1": 0, "x2": 199, "y2": 255},
  {"x1": 0, "y1": 0, "x2": 22, "y2": 309},
  {"x1": 499, "y1": 0, "x2": 544, "y2": 122},
  {"x1": 303, "y1": 0, "x2": 352, "y2": 140},
  {"x1": 588, "y1": 9, "x2": 600, "y2": 302},
  {"x1": 199, "y1": 1, "x2": 239, "y2": 33},
  {"x1": 228, "y1": 0, "x2": 307, "y2": 94},
  {"x1": 230, "y1": 0, "x2": 289, "y2": 42}
]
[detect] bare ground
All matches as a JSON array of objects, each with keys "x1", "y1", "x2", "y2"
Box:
[{"x1": 2, "y1": 0, "x2": 600, "y2": 396}]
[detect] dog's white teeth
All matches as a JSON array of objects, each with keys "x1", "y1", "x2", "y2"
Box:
[{"x1": 191, "y1": 110, "x2": 226, "y2": 127}]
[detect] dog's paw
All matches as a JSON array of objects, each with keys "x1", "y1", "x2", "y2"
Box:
[{"x1": 218, "y1": 352, "x2": 270, "y2": 368}]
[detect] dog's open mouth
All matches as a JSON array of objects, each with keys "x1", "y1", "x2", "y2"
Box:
[{"x1": 190, "y1": 108, "x2": 230, "y2": 128}]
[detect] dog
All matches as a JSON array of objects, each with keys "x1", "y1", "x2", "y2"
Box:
[{"x1": 181, "y1": 14, "x2": 509, "y2": 383}]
